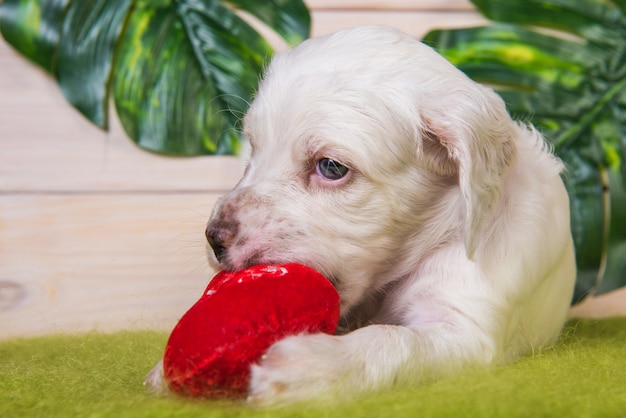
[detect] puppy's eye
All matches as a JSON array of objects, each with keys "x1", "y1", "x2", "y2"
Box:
[{"x1": 316, "y1": 158, "x2": 349, "y2": 180}]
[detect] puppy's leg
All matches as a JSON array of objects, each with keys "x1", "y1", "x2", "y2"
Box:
[
  {"x1": 144, "y1": 360, "x2": 169, "y2": 394},
  {"x1": 248, "y1": 321, "x2": 494, "y2": 405}
]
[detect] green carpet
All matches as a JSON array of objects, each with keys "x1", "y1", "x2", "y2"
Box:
[{"x1": 2, "y1": 318, "x2": 626, "y2": 418}]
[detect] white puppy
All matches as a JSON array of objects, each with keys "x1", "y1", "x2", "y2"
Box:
[{"x1": 149, "y1": 25, "x2": 577, "y2": 404}]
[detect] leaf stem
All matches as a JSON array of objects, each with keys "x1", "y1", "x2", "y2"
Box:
[{"x1": 556, "y1": 75, "x2": 626, "y2": 149}]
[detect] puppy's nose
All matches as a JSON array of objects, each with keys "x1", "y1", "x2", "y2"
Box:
[{"x1": 205, "y1": 221, "x2": 237, "y2": 263}]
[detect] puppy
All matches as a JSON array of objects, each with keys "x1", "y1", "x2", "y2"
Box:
[{"x1": 148, "y1": 25, "x2": 576, "y2": 404}]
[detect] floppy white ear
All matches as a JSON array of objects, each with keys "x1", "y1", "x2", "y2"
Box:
[{"x1": 421, "y1": 86, "x2": 516, "y2": 260}]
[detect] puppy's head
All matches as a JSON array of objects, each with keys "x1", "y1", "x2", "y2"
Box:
[{"x1": 206, "y1": 26, "x2": 515, "y2": 314}]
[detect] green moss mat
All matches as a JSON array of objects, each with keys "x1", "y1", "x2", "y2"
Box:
[{"x1": 2, "y1": 318, "x2": 626, "y2": 417}]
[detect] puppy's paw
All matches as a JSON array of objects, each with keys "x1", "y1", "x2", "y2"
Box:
[
  {"x1": 248, "y1": 333, "x2": 344, "y2": 405},
  {"x1": 143, "y1": 360, "x2": 169, "y2": 395}
]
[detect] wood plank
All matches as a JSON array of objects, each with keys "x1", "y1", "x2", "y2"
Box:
[
  {"x1": 307, "y1": 0, "x2": 475, "y2": 11},
  {"x1": 311, "y1": 10, "x2": 487, "y2": 38},
  {"x1": 0, "y1": 194, "x2": 220, "y2": 339},
  {"x1": 569, "y1": 287, "x2": 626, "y2": 319},
  {"x1": 0, "y1": 39, "x2": 244, "y2": 193},
  {"x1": 1, "y1": 192, "x2": 625, "y2": 340},
  {"x1": 244, "y1": 10, "x2": 486, "y2": 50},
  {"x1": 2, "y1": 1, "x2": 623, "y2": 343}
]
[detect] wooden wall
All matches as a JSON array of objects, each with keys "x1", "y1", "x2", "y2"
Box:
[{"x1": 0, "y1": 0, "x2": 622, "y2": 339}]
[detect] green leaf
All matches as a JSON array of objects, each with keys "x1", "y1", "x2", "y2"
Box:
[
  {"x1": 473, "y1": 0, "x2": 626, "y2": 43},
  {"x1": 113, "y1": 0, "x2": 270, "y2": 155},
  {"x1": 598, "y1": 167, "x2": 626, "y2": 293},
  {"x1": 0, "y1": 0, "x2": 70, "y2": 72},
  {"x1": 561, "y1": 150, "x2": 606, "y2": 302},
  {"x1": 226, "y1": 0, "x2": 310, "y2": 46},
  {"x1": 56, "y1": 0, "x2": 133, "y2": 128},
  {"x1": 424, "y1": 0, "x2": 626, "y2": 300}
]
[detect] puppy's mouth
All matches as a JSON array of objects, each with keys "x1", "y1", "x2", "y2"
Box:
[
  {"x1": 205, "y1": 226, "x2": 341, "y2": 291},
  {"x1": 209, "y1": 246, "x2": 340, "y2": 291},
  {"x1": 209, "y1": 246, "x2": 281, "y2": 273}
]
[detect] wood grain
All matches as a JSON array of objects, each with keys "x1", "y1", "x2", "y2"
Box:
[
  {"x1": 0, "y1": 0, "x2": 623, "y2": 339},
  {"x1": 311, "y1": 10, "x2": 486, "y2": 38},
  {"x1": 570, "y1": 287, "x2": 626, "y2": 319},
  {"x1": 307, "y1": 0, "x2": 475, "y2": 10},
  {"x1": 0, "y1": 194, "x2": 219, "y2": 337}
]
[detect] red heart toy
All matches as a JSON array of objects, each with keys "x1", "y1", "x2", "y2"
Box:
[{"x1": 162, "y1": 263, "x2": 340, "y2": 398}]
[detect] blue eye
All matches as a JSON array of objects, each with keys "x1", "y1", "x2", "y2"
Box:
[{"x1": 317, "y1": 158, "x2": 349, "y2": 180}]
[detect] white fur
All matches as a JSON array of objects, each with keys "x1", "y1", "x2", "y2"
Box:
[{"x1": 147, "y1": 26, "x2": 576, "y2": 404}]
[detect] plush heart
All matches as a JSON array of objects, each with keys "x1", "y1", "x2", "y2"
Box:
[{"x1": 162, "y1": 263, "x2": 340, "y2": 398}]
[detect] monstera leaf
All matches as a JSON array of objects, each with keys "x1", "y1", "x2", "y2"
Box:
[
  {"x1": 424, "y1": 0, "x2": 626, "y2": 303},
  {"x1": 0, "y1": 0, "x2": 310, "y2": 155}
]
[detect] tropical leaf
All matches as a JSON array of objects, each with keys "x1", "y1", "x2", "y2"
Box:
[
  {"x1": 0, "y1": 0, "x2": 69, "y2": 72},
  {"x1": 57, "y1": 0, "x2": 133, "y2": 128},
  {"x1": 599, "y1": 166, "x2": 626, "y2": 293},
  {"x1": 0, "y1": 0, "x2": 311, "y2": 155},
  {"x1": 424, "y1": 0, "x2": 626, "y2": 302},
  {"x1": 111, "y1": 0, "x2": 273, "y2": 155},
  {"x1": 226, "y1": 0, "x2": 310, "y2": 46}
]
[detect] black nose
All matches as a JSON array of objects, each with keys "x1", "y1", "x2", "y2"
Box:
[
  {"x1": 205, "y1": 221, "x2": 237, "y2": 263},
  {"x1": 205, "y1": 225, "x2": 226, "y2": 263}
]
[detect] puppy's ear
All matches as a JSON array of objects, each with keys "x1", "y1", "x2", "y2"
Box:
[{"x1": 421, "y1": 86, "x2": 516, "y2": 260}]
